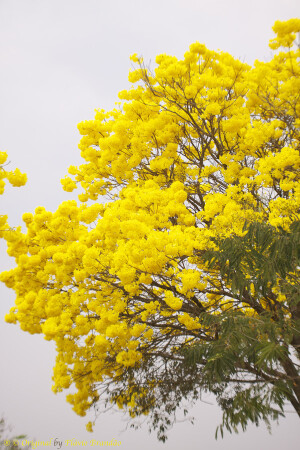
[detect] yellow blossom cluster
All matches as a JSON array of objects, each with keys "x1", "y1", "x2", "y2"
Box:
[
  {"x1": 0, "y1": 152, "x2": 27, "y2": 237},
  {"x1": 0, "y1": 152, "x2": 27, "y2": 193},
  {"x1": 1, "y1": 19, "x2": 300, "y2": 422}
]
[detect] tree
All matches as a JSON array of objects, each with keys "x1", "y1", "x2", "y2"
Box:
[
  {"x1": 1, "y1": 18, "x2": 300, "y2": 441},
  {"x1": 0, "y1": 417, "x2": 31, "y2": 450}
]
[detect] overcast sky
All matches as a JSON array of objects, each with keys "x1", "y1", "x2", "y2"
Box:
[{"x1": 1, "y1": 1, "x2": 300, "y2": 449}]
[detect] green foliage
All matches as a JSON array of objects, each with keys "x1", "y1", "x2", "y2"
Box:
[
  {"x1": 204, "y1": 220, "x2": 300, "y2": 298},
  {"x1": 0, "y1": 417, "x2": 31, "y2": 450}
]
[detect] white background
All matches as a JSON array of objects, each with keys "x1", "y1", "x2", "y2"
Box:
[{"x1": 0, "y1": 1, "x2": 299, "y2": 449}]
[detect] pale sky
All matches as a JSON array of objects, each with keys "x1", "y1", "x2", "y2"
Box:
[{"x1": 0, "y1": 1, "x2": 300, "y2": 449}]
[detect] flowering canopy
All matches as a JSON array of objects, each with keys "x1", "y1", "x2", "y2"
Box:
[{"x1": 1, "y1": 19, "x2": 300, "y2": 439}]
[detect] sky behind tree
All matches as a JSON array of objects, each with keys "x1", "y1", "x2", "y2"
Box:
[{"x1": 0, "y1": 1, "x2": 299, "y2": 448}]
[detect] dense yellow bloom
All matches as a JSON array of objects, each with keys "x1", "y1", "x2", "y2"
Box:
[
  {"x1": 0, "y1": 153, "x2": 27, "y2": 194},
  {"x1": 269, "y1": 18, "x2": 300, "y2": 49},
  {"x1": 1, "y1": 19, "x2": 300, "y2": 426},
  {"x1": 0, "y1": 153, "x2": 27, "y2": 237}
]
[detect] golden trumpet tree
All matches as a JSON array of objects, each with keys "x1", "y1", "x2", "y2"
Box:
[{"x1": 1, "y1": 19, "x2": 300, "y2": 440}]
